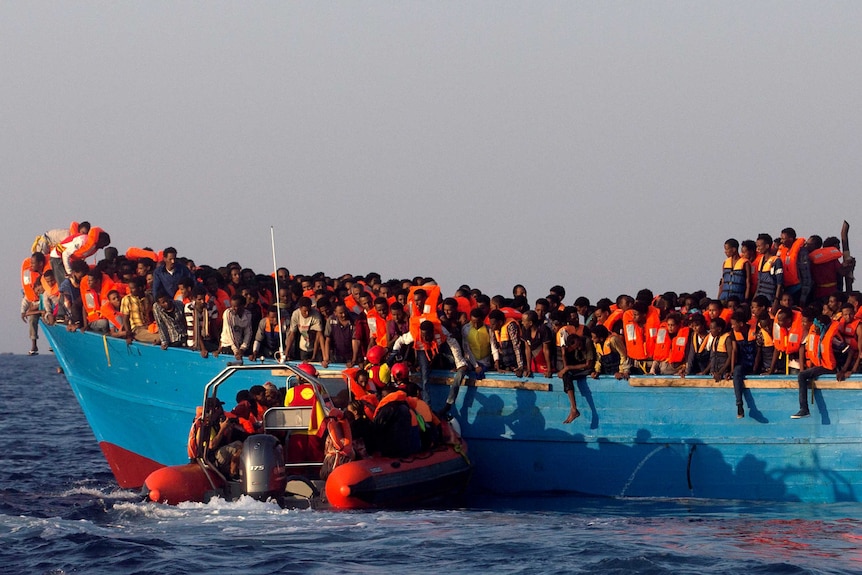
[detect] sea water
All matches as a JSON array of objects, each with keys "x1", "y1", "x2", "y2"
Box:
[{"x1": 1, "y1": 354, "x2": 860, "y2": 575}]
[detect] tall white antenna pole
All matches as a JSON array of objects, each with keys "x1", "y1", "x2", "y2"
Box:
[{"x1": 270, "y1": 226, "x2": 285, "y2": 362}]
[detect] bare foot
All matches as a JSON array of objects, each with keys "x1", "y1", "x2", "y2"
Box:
[{"x1": 563, "y1": 408, "x2": 581, "y2": 424}]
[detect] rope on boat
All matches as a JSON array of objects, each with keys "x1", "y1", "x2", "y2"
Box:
[
  {"x1": 103, "y1": 335, "x2": 111, "y2": 367},
  {"x1": 453, "y1": 441, "x2": 471, "y2": 466}
]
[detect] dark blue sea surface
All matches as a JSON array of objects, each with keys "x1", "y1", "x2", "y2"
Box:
[{"x1": 1, "y1": 354, "x2": 861, "y2": 575}]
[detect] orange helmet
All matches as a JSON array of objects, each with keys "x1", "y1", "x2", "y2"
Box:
[
  {"x1": 366, "y1": 345, "x2": 387, "y2": 365},
  {"x1": 391, "y1": 362, "x2": 410, "y2": 382},
  {"x1": 296, "y1": 362, "x2": 318, "y2": 378}
]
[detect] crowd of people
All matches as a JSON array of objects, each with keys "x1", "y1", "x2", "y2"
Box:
[{"x1": 20, "y1": 221, "x2": 862, "y2": 426}]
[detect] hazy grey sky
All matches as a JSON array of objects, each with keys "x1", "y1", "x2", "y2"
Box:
[{"x1": 2, "y1": 2, "x2": 861, "y2": 353}]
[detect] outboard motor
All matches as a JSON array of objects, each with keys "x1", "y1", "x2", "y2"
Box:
[{"x1": 240, "y1": 434, "x2": 287, "y2": 500}]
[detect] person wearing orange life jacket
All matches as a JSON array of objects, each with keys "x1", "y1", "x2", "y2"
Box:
[
  {"x1": 622, "y1": 300, "x2": 660, "y2": 372},
  {"x1": 343, "y1": 283, "x2": 367, "y2": 315},
  {"x1": 31, "y1": 221, "x2": 82, "y2": 261},
  {"x1": 766, "y1": 306, "x2": 804, "y2": 375},
  {"x1": 391, "y1": 319, "x2": 469, "y2": 404},
  {"x1": 718, "y1": 238, "x2": 752, "y2": 302},
  {"x1": 807, "y1": 235, "x2": 845, "y2": 303},
  {"x1": 21, "y1": 252, "x2": 49, "y2": 354},
  {"x1": 53, "y1": 226, "x2": 110, "y2": 278},
  {"x1": 366, "y1": 297, "x2": 390, "y2": 349},
  {"x1": 793, "y1": 314, "x2": 854, "y2": 419},
  {"x1": 605, "y1": 295, "x2": 632, "y2": 335},
  {"x1": 490, "y1": 294, "x2": 523, "y2": 321},
  {"x1": 45, "y1": 221, "x2": 88, "y2": 283},
  {"x1": 778, "y1": 227, "x2": 812, "y2": 305},
  {"x1": 403, "y1": 380, "x2": 439, "y2": 450},
  {"x1": 79, "y1": 267, "x2": 115, "y2": 333},
  {"x1": 649, "y1": 312, "x2": 689, "y2": 376},
  {"x1": 188, "y1": 397, "x2": 246, "y2": 478},
  {"x1": 704, "y1": 299, "x2": 734, "y2": 329},
  {"x1": 407, "y1": 286, "x2": 441, "y2": 322},
  {"x1": 99, "y1": 289, "x2": 126, "y2": 336},
  {"x1": 839, "y1": 302, "x2": 862, "y2": 374},
  {"x1": 341, "y1": 367, "x2": 378, "y2": 404},
  {"x1": 385, "y1": 302, "x2": 410, "y2": 351},
  {"x1": 39, "y1": 269, "x2": 60, "y2": 320},
  {"x1": 372, "y1": 382, "x2": 420, "y2": 458}
]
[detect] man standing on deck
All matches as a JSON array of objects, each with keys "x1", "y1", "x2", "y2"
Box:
[
  {"x1": 778, "y1": 227, "x2": 812, "y2": 306},
  {"x1": 152, "y1": 247, "x2": 195, "y2": 303}
]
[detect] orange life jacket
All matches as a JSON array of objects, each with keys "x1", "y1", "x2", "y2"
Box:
[
  {"x1": 125, "y1": 247, "x2": 163, "y2": 262},
  {"x1": 556, "y1": 325, "x2": 584, "y2": 347},
  {"x1": 208, "y1": 288, "x2": 231, "y2": 316},
  {"x1": 455, "y1": 296, "x2": 474, "y2": 317},
  {"x1": 603, "y1": 308, "x2": 624, "y2": 332},
  {"x1": 324, "y1": 416, "x2": 353, "y2": 458},
  {"x1": 653, "y1": 325, "x2": 689, "y2": 363},
  {"x1": 407, "y1": 285, "x2": 441, "y2": 320},
  {"x1": 778, "y1": 237, "x2": 806, "y2": 287},
  {"x1": 622, "y1": 307, "x2": 660, "y2": 360},
  {"x1": 65, "y1": 227, "x2": 107, "y2": 262},
  {"x1": 21, "y1": 258, "x2": 46, "y2": 303},
  {"x1": 809, "y1": 246, "x2": 842, "y2": 265},
  {"x1": 343, "y1": 294, "x2": 362, "y2": 315},
  {"x1": 500, "y1": 307, "x2": 522, "y2": 320},
  {"x1": 366, "y1": 310, "x2": 388, "y2": 348},
  {"x1": 773, "y1": 310, "x2": 804, "y2": 354},
  {"x1": 100, "y1": 300, "x2": 124, "y2": 330},
  {"x1": 839, "y1": 317, "x2": 860, "y2": 351},
  {"x1": 409, "y1": 317, "x2": 447, "y2": 359},
  {"x1": 80, "y1": 273, "x2": 116, "y2": 322},
  {"x1": 805, "y1": 322, "x2": 841, "y2": 370}
]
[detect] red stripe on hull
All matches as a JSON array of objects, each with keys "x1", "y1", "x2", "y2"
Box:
[{"x1": 99, "y1": 442, "x2": 165, "y2": 488}]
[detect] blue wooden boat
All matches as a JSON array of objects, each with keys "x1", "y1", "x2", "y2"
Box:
[{"x1": 42, "y1": 323, "x2": 862, "y2": 503}]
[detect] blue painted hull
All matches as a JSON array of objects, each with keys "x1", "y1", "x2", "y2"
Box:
[{"x1": 43, "y1": 325, "x2": 862, "y2": 502}]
